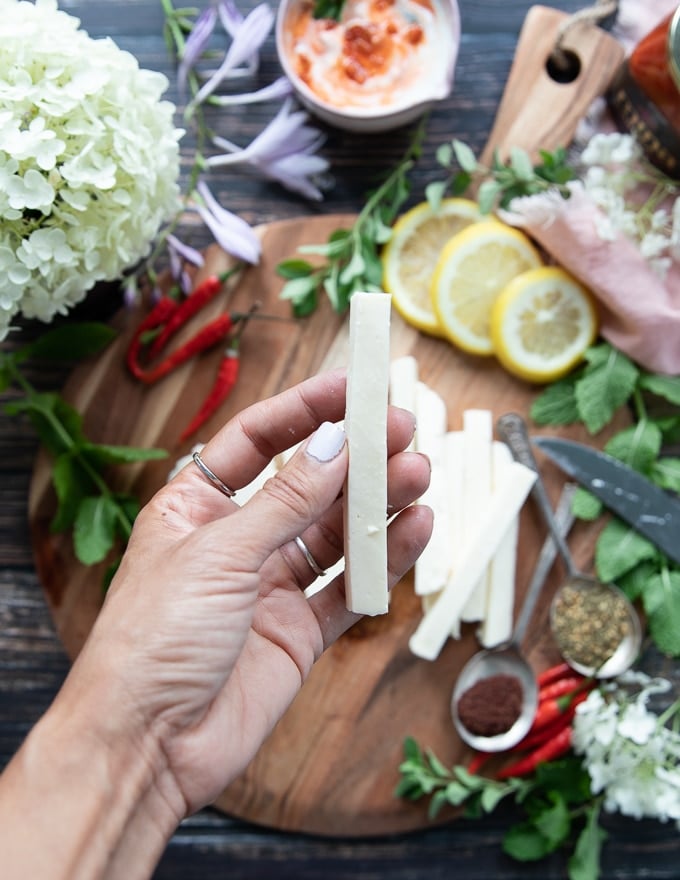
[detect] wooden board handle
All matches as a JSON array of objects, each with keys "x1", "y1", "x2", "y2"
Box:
[{"x1": 480, "y1": 5, "x2": 625, "y2": 164}]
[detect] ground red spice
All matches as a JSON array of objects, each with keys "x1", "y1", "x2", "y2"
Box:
[{"x1": 457, "y1": 673, "x2": 524, "y2": 737}]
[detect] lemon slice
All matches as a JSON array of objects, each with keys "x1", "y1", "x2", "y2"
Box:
[
  {"x1": 382, "y1": 198, "x2": 481, "y2": 335},
  {"x1": 430, "y1": 220, "x2": 543, "y2": 355},
  {"x1": 490, "y1": 266, "x2": 599, "y2": 383}
]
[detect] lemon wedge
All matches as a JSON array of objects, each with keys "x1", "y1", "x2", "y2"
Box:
[
  {"x1": 382, "y1": 198, "x2": 481, "y2": 335},
  {"x1": 431, "y1": 220, "x2": 543, "y2": 355},
  {"x1": 490, "y1": 266, "x2": 599, "y2": 383}
]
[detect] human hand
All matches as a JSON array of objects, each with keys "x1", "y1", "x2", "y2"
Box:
[{"x1": 58, "y1": 368, "x2": 432, "y2": 820}]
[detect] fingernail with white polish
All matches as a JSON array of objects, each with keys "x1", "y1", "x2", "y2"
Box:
[{"x1": 307, "y1": 421, "x2": 346, "y2": 462}]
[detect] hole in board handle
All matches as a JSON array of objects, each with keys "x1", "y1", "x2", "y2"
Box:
[{"x1": 546, "y1": 48, "x2": 581, "y2": 84}]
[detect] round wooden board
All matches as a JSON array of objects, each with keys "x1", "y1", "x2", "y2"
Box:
[{"x1": 29, "y1": 215, "x2": 626, "y2": 837}]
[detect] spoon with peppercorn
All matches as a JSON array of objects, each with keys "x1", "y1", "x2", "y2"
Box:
[
  {"x1": 451, "y1": 483, "x2": 578, "y2": 752},
  {"x1": 497, "y1": 413, "x2": 642, "y2": 680}
]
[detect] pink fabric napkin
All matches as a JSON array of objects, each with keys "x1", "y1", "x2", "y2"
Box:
[{"x1": 506, "y1": 0, "x2": 680, "y2": 375}]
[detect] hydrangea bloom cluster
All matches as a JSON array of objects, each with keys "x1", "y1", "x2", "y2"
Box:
[
  {"x1": 0, "y1": 0, "x2": 182, "y2": 339},
  {"x1": 572, "y1": 671, "x2": 680, "y2": 827},
  {"x1": 579, "y1": 132, "x2": 680, "y2": 278}
]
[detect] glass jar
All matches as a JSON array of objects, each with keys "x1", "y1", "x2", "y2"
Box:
[{"x1": 607, "y1": 6, "x2": 680, "y2": 178}]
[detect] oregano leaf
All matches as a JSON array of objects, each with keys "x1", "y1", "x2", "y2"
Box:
[
  {"x1": 425, "y1": 179, "x2": 447, "y2": 212},
  {"x1": 275, "y1": 259, "x2": 314, "y2": 280},
  {"x1": 595, "y1": 518, "x2": 658, "y2": 583},
  {"x1": 73, "y1": 495, "x2": 120, "y2": 566},
  {"x1": 81, "y1": 442, "x2": 168, "y2": 467},
  {"x1": 50, "y1": 452, "x2": 94, "y2": 533},
  {"x1": 452, "y1": 139, "x2": 478, "y2": 173}
]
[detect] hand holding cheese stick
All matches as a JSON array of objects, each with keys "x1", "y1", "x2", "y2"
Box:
[{"x1": 0, "y1": 369, "x2": 432, "y2": 880}]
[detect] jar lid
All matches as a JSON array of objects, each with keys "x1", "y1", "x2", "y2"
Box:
[{"x1": 669, "y1": 5, "x2": 680, "y2": 90}]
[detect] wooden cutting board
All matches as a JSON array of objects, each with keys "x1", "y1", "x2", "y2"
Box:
[
  {"x1": 28, "y1": 5, "x2": 628, "y2": 836},
  {"x1": 29, "y1": 214, "x2": 628, "y2": 836}
]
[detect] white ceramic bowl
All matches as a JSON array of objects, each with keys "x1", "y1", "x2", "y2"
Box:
[{"x1": 275, "y1": 0, "x2": 461, "y2": 134}]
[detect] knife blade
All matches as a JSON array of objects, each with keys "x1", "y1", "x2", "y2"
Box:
[{"x1": 532, "y1": 436, "x2": 680, "y2": 566}]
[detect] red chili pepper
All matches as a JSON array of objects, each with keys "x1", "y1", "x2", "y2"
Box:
[
  {"x1": 527, "y1": 689, "x2": 589, "y2": 736},
  {"x1": 147, "y1": 268, "x2": 238, "y2": 360},
  {"x1": 496, "y1": 726, "x2": 572, "y2": 780},
  {"x1": 539, "y1": 676, "x2": 587, "y2": 702},
  {"x1": 126, "y1": 296, "x2": 179, "y2": 380},
  {"x1": 536, "y1": 661, "x2": 573, "y2": 689},
  {"x1": 178, "y1": 304, "x2": 258, "y2": 442},
  {"x1": 140, "y1": 313, "x2": 235, "y2": 384},
  {"x1": 512, "y1": 702, "x2": 579, "y2": 753},
  {"x1": 467, "y1": 752, "x2": 490, "y2": 775}
]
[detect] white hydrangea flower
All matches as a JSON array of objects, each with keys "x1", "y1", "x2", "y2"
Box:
[
  {"x1": 573, "y1": 674, "x2": 680, "y2": 828},
  {"x1": 0, "y1": 0, "x2": 183, "y2": 339}
]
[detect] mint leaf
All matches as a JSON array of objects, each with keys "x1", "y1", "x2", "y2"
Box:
[
  {"x1": 532, "y1": 791, "x2": 570, "y2": 849},
  {"x1": 650, "y1": 456, "x2": 680, "y2": 492},
  {"x1": 27, "y1": 322, "x2": 116, "y2": 362},
  {"x1": 575, "y1": 344, "x2": 639, "y2": 434},
  {"x1": 81, "y1": 442, "x2": 168, "y2": 467},
  {"x1": 639, "y1": 372, "x2": 680, "y2": 406},
  {"x1": 503, "y1": 822, "x2": 552, "y2": 861},
  {"x1": 74, "y1": 495, "x2": 120, "y2": 566},
  {"x1": 5, "y1": 393, "x2": 85, "y2": 456},
  {"x1": 568, "y1": 803, "x2": 606, "y2": 880},
  {"x1": 530, "y1": 377, "x2": 580, "y2": 425},
  {"x1": 276, "y1": 259, "x2": 314, "y2": 280},
  {"x1": 453, "y1": 139, "x2": 478, "y2": 173},
  {"x1": 425, "y1": 179, "x2": 447, "y2": 212},
  {"x1": 51, "y1": 453, "x2": 94, "y2": 533},
  {"x1": 617, "y1": 559, "x2": 659, "y2": 601},
  {"x1": 571, "y1": 486, "x2": 602, "y2": 520},
  {"x1": 534, "y1": 757, "x2": 591, "y2": 803},
  {"x1": 595, "y1": 518, "x2": 658, "y2": 583},
  {"x1": 603, "y1": 420, "x2": 662, "y2": 472},
  {"x1": 642, "y1": 570, "x2": 680, "y2": 655}
]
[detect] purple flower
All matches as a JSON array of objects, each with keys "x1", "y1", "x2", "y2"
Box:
[
  {"x1": 217, "y1": 0, "x2": 245, "y2": 37},
  {"x1": 166, "y1": 233, "x2": 205, "y2": 293},
  {"x1": 193, "y1": 181, "x2": 261, "y2": 264},
  {"x1": 178, "y1": 5, "x2": 219, "y2": 96},
  {"x1": 206, "y1": 99, "x2": 330, "y2": 201},
  {"x1": 210, "y1": 75, "x2": 293, "y2": 107},
  {"x1": 188, "y1": 3, "x2": 274, "y2": 111}
]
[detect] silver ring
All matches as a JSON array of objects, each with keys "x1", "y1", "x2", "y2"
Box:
[
  {"x1": 192, "y1": 452, "x2": 236, "y2": 498},
  {"x1": 294, "y1": 536, "x2": 326, "y2": 578}
]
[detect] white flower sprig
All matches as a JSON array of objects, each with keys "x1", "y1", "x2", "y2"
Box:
[
  {"x1": 573, "y1": 671, "x2": 680, "y2": 827},
  {"x1": 0, "y1": 0, "x2": 183, "y2": 340}
]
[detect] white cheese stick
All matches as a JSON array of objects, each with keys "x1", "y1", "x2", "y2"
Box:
[
  {"x1": 414, "y1": 382, "x2": 448, "y2": 596},
  {"x1": 478, "y1": 441, "x2": 519, "y2": 647},
  {"x1": 443, "y1": 430, "x2": 464, "y2": 634},
  {"x1": 409, "y1": 460, "x2": 536, "y2": 660},
  {"x1": 389, "y1": 355, "x2": 419, "y2": 452},
  {"x1": 460, "y1": 409, "x2": 493, "y2": 622},
  {"x1": 343, "y1": 292, "x2": 391, "y2": 616}
]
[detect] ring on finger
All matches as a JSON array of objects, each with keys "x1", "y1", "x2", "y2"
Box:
[
  {"x1": 192, "y1": 451, "x2": 236, "y2": 498},
  {"x1": 294, "y1": 536, "x2": 326, "y2": 578}
]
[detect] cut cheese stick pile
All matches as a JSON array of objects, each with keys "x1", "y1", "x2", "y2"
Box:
[{"x1": 388, "y1": 355, "x2": 537, "y2": 661}]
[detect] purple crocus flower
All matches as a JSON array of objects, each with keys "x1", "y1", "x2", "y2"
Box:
[
  {"x1": 217, "y1": 0, "x2": 245, "y2": 37},
  {"x1": 209, "y1": 75, "x2": 292, "y2": 106},
  {"x1": 206, "y1": 99, "x2": 330, "y2": 201},
  {"x1": 166, "y1": 233, "x2": 205, "y2": 294},
  {"x1": 193, "y1": 180, "x2": 261, "y2": 265},
  {"x1": 178, "y1": 5, "x2": 219, "y2": 96},
  {"x1": 188, "y1": 3, "x2": 274, "y2": 111}
]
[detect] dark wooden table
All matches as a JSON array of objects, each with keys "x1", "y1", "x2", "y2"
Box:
[{"x1": 2, "y1": 0, "x2": 679, "y2": 877}]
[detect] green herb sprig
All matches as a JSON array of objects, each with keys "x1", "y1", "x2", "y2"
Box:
[
  {"x1": 276, "y1": 123, "x2": 426, "y2": 317},
  {"x1": 312, "y1": 0, "x2": 346, "y2": 20},
  {"x1": 396, "y1": 737, "x2": 604, "y2": 880},
  {"x1": 1, "y1": 324, "x2": 168, "y2": 584},
  {"x1": 427, "y1": 139, "x2": 577, "y2": 214},
  {"x1": 531, "y1": 342, "x2": 680, "y2": 656}
]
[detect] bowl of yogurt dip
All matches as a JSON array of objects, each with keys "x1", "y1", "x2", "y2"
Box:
[{"x1": 275, "y1": 0, "x2": 461, "y2": 133}]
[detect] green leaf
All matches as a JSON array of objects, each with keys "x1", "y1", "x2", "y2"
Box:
[
  {"x1": 276, "y1": 259, "x2": 314, "y2": 280},
  {"x1": 617, "y1": 559, "x2": 659, "y2": 602},
  {"x1": 73, "y1": 495, "x2": 121, "y2": 566},
  {"x1": 532, "y1": 791, "x2": 570, "y2": 849},
  {"x1": 639, "y1": 372, "x2": 680, "y2": 405},
  {"x1": 603, "y1": 420, "x2": 662, "y2": 472},
  {"x1": 510, "y1": 146, "x2": 534, "y2": 181},
  {"x1": 477, "y1": 179, "x2": 503, "y2": 214},
  {"x1": 81, "y1": 442, "x2": 168, "y2": 467},
  {"x1": 426, "y1": 749, "x2": 451, "y2": 779},
  {"x1": 530, "y1": 377, "x2": 580, "y2": 425},
  {"x1": 428, "y1": 788, "x2": 451, "y2": 818},
  {"x1": 452, "y1": 139, "x2": 478, "y2": 173},
  {"x1": 50, "y1": 453, "x2": 95, "y2": 533},
  {"x1": 480, "y1": 783, "x2": 509, "y2": 812},
  {"x1": 27, "y1": 323, "x2": 116, "y2": 362},
  {"x1": 642, "y1": 570, "x2": 680, "y2": 655},
  {"x1": 568, "y1": 803, "x2": 606, "y2": 880},
  {"x1": 575, "y1": 344, "x2": 639, "y2": 434},
  {"x1": 5, "y1": 393, "x2": 85, "y2": 457},
  {"x1": 595, "y1": 518, "x2": 658, "y2": 583},
  {"x1": 650, "y1": 456, "x2": 680, "y2": 492},
  {"x1": 534, "y1": 757, "x2": 592, "y2": 803},
  {"x1": 425, "y1": 180, "x2": 448, "y2": 212},
  {"x1": 279, "y1": 276, "x2": 319, "y2": 304},
  {"x1": 312, "y1": 0, "x2": 344, "y2": 20},
  {"x1": 503, "y1": 822, "x2": 552, "y2": 861},
  {"x1": 571, "y1": 486, "x2": 603, "y2": 521},
  {"x1": 402, "y1": 736, "x2": 422, "y2": 762},
  {"x1": 435, "y1": 143, "x2": 453, "y2": 167},
  {"x1": 450, "y1": 170, "x2": 472, "y2": 196}
]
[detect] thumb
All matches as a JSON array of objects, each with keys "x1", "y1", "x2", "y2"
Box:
[{"x1": 217, "y1": 421, "x2": 348, "y2": 572}]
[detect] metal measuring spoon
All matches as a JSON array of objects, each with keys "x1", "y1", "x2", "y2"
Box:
[
  {"x1": 451, "y1": 484, "x2": 577, "y2": 752},
  {"x1": 497, "y1": 413, "x2": 642, "y2": 680}
]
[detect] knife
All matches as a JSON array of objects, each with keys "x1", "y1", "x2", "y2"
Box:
[{"x1": 532, "y1": 436, "x2": 680, "y2": 566}]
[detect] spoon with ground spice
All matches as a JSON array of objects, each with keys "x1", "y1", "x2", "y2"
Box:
[
  {"x1": 497, "y1": 413, "x2": 642, "y2": 680},
  {"x1": 451, "y1": 483, "x2": 578, "y2": 752}
]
